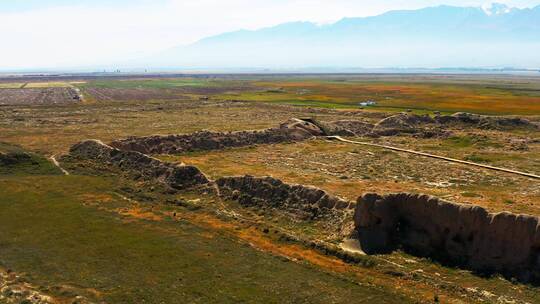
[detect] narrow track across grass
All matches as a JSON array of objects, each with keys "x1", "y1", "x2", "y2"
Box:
[{"x1": 327, "y1": 136, "x2": 540, "y2": 180}]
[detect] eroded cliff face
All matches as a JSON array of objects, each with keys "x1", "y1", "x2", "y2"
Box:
[
  {"x1": 354, "y1": 193, "x2": 540, "y2": 282},
  {"x1": 68, "y1": 140, "x2": 209, "y2": 190},
  {"x1": 109, "y1": 119, "x2": 326, "y2": 155}
]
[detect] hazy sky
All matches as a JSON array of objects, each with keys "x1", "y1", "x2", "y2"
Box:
[{"x1": 1, "y1": 0, "x2": 540, "y2": 69}]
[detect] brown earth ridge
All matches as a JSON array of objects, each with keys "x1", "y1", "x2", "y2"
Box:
[
  {"x1": 109, "y1": 113, "x2": 539, "y2": 155},
  {"x1": 66, "y1": 139, "x2": 353, "y2": 227},
  {"x1": 216, "y1": 175, "x2": 355, "y2": 235},
  {"x1": 372, "y1": 112, "x2": 538, "y2": 137},
  {"x1": 64, "y1": 116, "x2": 540, "y2": 283},
  {"x1": 110, "y1": 118, "x2": 327, "y2": 154},
  {"x1": 67, "y1": 139, "x2": 209, "y2": 190},
  {"x1": 107, "y1": 114, "x2": 539, "y2": 181}
]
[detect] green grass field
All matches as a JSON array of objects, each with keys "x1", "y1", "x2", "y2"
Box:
[
  {"x1": 0, "y1": 158, "x2": 409, "y2": 303},
  {"x1": 0, "y1": 83, "x2": 24, "y2": 89},
  {"x1": 0, "y1": 142, "x2": 62, "y2": 175}
]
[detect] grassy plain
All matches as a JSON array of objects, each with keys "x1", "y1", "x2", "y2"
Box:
[
  {"x1": 219, "y1": 78, "x2": 540, "y2": 115},
  {"x1": 67, "y1": 75, "x2": 540, "y2": 114},
  {"x1": 1, "y1": 172, "x2": 416, "y2": 303},
  {"x1": 0, "y1": 74, "x2": 539, "y2": 303},
  {"x1": 0, "y1": 142, "x2": 62, "y2": 175},
  {"x1": 82, "y1": 78, "x2": 227, "y2": 89},
  {"x1": 2, "y1": 151, "x2": 539, "y2": 303},
  {"x1": 0, "y1": 83, "x2": 24, "y2": 89},
  {"x1": 0, "y1": 81, "x2": 77, "y2": 88},
  {"x1": 24, "y1": 82, "x2": 74, "y2": 88}
]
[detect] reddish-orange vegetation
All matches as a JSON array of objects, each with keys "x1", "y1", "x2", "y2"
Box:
[
  {"x1": 152, "y1": 206, "x2": 459, "y2": 303},
  {"x1": 253, "y1": 81, "x2": 540, "y2": 114}
]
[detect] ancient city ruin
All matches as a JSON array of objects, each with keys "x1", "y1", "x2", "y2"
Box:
[{"x1": 63, "y1": 116, "x2": 540, "y2": 284}]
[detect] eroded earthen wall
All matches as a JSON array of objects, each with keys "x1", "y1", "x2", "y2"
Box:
[
  {"x1": 109, "y1": 119, "x2": 326, "y2": 154},
  {"x1": 68, "y1": 139, "x2": 209, "y2": 189},
  {"x1": 354, "y1": 193, "x2": 540, "y2": 282},
  {"x1": 216, "y1": 175, "x2": 354, "y2": 222}
]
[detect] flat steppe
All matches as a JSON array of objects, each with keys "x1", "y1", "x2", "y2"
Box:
[{"x1": 1, "y1": 74, "x2": 539, "y2": 303}]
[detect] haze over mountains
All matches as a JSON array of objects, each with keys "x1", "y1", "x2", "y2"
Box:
[{"x1": 143, "y1": 3, "x2": 540, "y2": 70}]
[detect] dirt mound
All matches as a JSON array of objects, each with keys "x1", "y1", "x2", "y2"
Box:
[
  {"x1": 0, "y1": 151, "x2": 32, "y2": 166},
  {"x1": 438, "y1": 112, "x2": 537, "y2": 130},
  {"x1": 216, "y1": 175, "x2": 354, "y2": 230},
  {"x1": 0, "y1": 144, "x2": 62, "y2": 175},
  {"x1": 354, "y1": 192, "x2": 540, "y2": 283},
  {"x1": 68, "y1": 140, "x2": 209, "y2": 190},
  {"x1": 479, "y1": 116, "x2": 537, "y2": 130},
  {"x1": 376, "y1": 113, "x2": 435, "y2": 129},
  {"x1": 371, "y1": 113, "x2": 435, "y2": 136},
  {"x1": 369, "y1": 112, "x2": 537, "y2": 136},
  {"x1": 110, "y1": 118, "x2": 325, "y2": 155},
  {"x1": 326, "y1": 120, "x2": 375, "y2": 136}
]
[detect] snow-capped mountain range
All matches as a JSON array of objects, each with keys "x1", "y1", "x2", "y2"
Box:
[{"x1": 141, "y1": 3, "x2": 540, "y2": 69}]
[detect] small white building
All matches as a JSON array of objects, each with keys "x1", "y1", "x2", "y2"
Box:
[{"x1": 359, "y1": 100, "x2": 376, "y2": 106}]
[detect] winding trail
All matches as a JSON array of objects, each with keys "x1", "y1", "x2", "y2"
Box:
[
  {"x1": 50, "y1": 155, "x2": 70, "y2": 175},
  {"x1": 326, "y1": 136, "x2": 540, "y2": 180}
]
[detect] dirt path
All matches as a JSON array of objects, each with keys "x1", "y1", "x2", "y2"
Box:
[
  {"x1": 327, "y1": 136, "x2": 540, "y2": 180},
  {"x1": 49, "y1": 155, "x2": 70, "y2": 175}
]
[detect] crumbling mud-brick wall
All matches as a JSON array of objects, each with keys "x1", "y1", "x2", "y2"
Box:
[
  {"x1": 216, "y1": 175, "x2": 354, "y2": 223},
  {"x1": 68, "y1": 139, "x2": 209, "y2": 189},
  {"x1": 370, "y1": 112, "x2": 538, "y2": 137},
  {"x1": 109, "y1": 119, "x2": 326, "y2": 155},
  {"x1": 354, "y1": 193, "x2": 540, "y2": 282}
]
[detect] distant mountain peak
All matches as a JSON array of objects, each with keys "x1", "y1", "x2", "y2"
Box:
[
  {"x1": 482, "y1": 3, "x2": 516, "y2": 16},
  {"x1": 142, "y1": 3, "x2": 540, "y2": 69}
]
